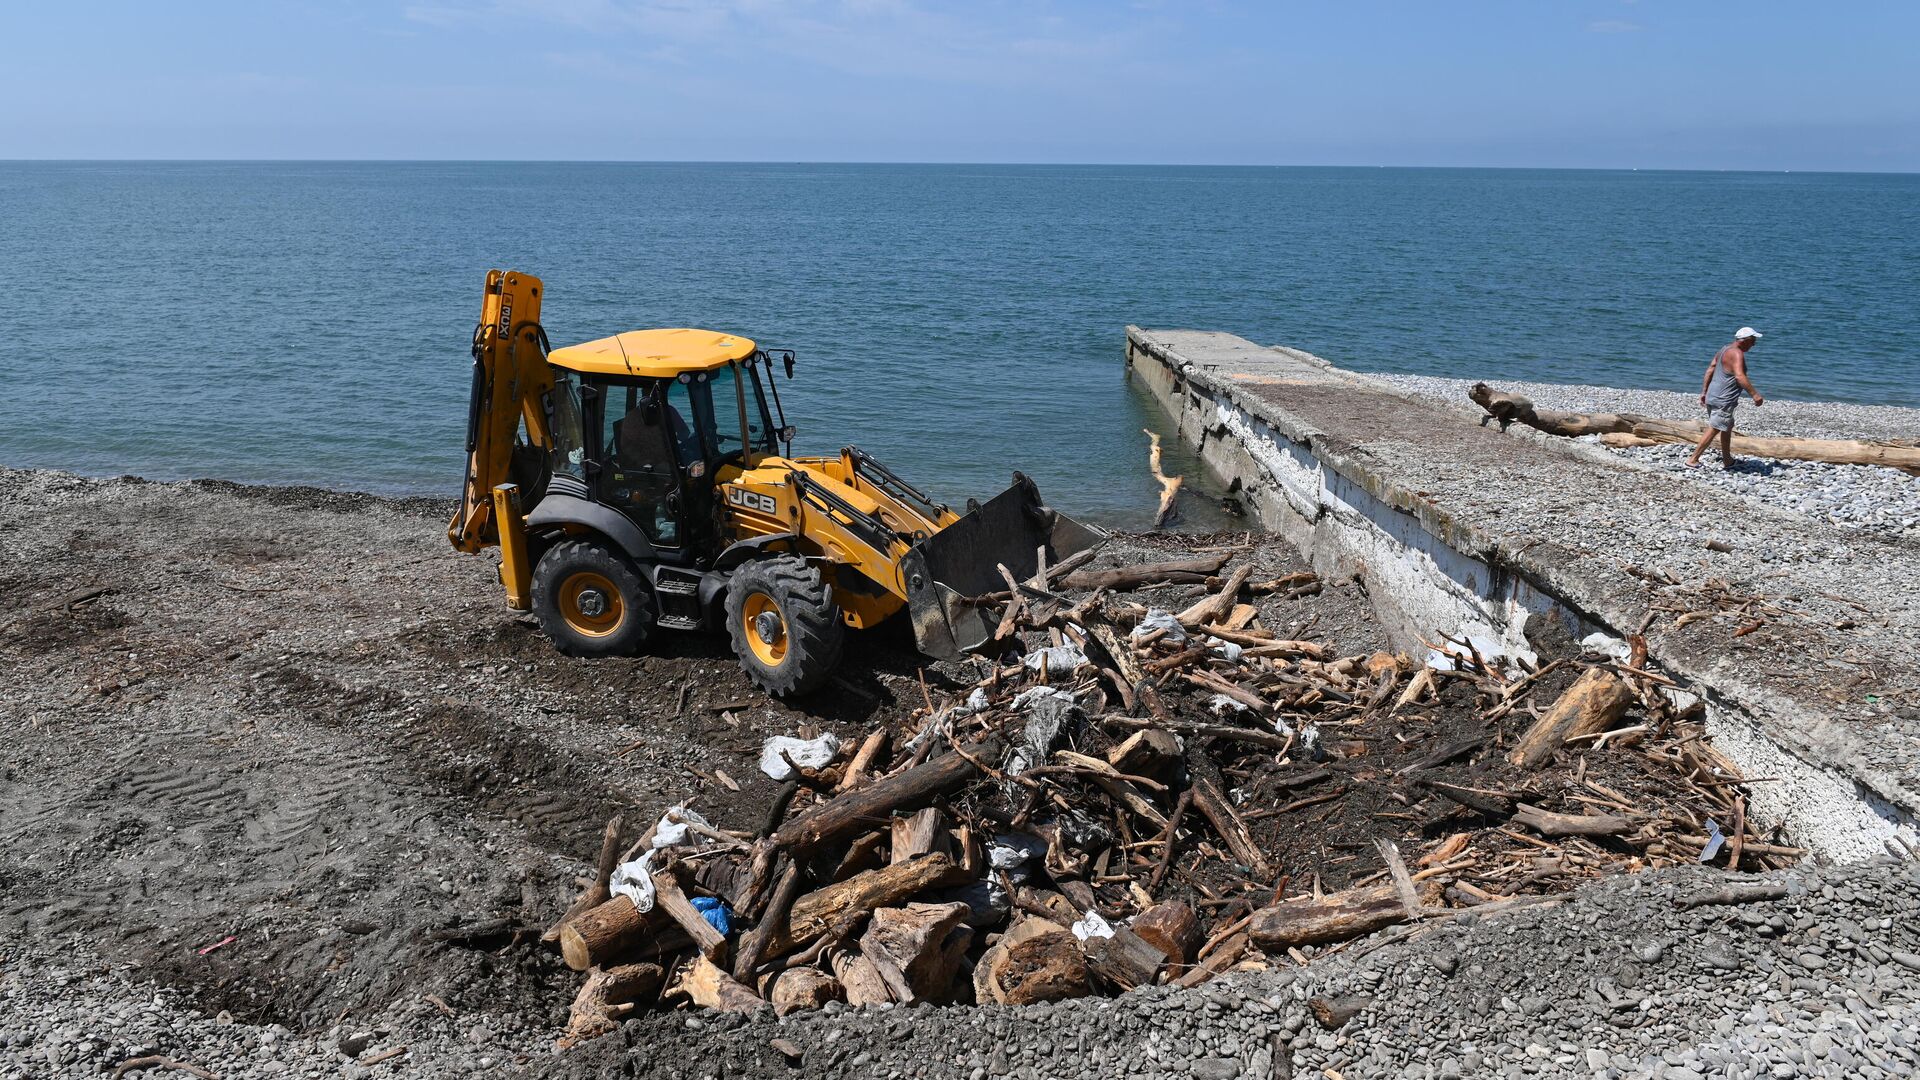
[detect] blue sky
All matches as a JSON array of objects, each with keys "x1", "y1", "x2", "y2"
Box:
[{"x1": 5, "y1": 1, "x2": 1915, "y2": 169}]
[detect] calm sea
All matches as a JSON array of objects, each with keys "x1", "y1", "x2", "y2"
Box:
[{"x1": 4, "y1": 163, "x2": 1915, "y2": 527}]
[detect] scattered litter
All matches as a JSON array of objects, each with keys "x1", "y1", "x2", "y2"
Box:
[
  {"x1": 1130, "y1": 608, "x2": 1187, "y2": 643},
  {"x1": 1070, "y1": 909, "x2": 1114, "y2": 942},
  {"x1": 609, "y1": 806, "x2": 713, "y2": 913},
  {"x1": 1209, "y1": 693, "x2": 1250, "y2": 715},
  {"x1": 1023, "y1": 643, "x2": 1088, "y2": 675},
  {"x1": 690, "y1": 896, "x2": 732, "y2": 936},
  {"x1": 759, "y1": 734, "x2": 842, "y2": 780},
  {"x1": 1698, "y1": 819, "x2": 1727, "y2": 863},
  {"x1": 1206, "y1": 638, "x2": 1244, "y2": 663},
  {"x1": 196, "y1": 935, "x2": 237, "y2": 956}
]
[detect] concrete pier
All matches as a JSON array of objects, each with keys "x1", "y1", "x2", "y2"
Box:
[{"x1": 1126, "y1": 327, "x2": 1920, "y2": 861}]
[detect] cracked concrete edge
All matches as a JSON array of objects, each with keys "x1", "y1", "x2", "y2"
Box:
[{"x1": 1124, "y1": 326, "x2": 1920, "y2": 860}]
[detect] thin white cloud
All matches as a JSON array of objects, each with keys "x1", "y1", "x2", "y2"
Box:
[{"x1": 1586, "y1": 19, "x2": 1643, "y2": 34}]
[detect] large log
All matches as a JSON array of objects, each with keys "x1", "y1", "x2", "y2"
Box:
[
  {"x1": 1084, "y1": 927, "x2": 1166, "y2": 991},
  {"x1": 768, "y1": 968, "x2": 842, "y2": 1015},
  {"x1": 986, "y1": 925, "x2": 1092, "y2": 1005},
  {"x1": 1131, "y1": 901, "x2": 1201, "y2": 966},
  {"x1": 765, "y1": 739, "x2": 1002, "y2": 858},
  {"x1": 1507, "y1": 667, "x2": 1635, "y2": 770},
  {"x1": 1249, "y1": 885, "x2": 1408, "y2": 951},
  {"x1": 770, "y1": 853, "x2": 974, "y2": 956},
  {"x1": 559, "y1": 895, "x2": 677, "y2": 971},
  {"x1": 859, "y1": 902, "x2": 973, "y2": 1004},
  {"x1": 557, "y1": 962, "x2": 663, "y2": 1047},
  {"x1": 680, "y1": 955, "x2": 764, "y2": 1013},
  {"x1": 1469, "y1": 383, "x2": 1920, "y2": 476}
]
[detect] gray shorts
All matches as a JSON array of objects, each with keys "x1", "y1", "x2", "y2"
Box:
[{"x1": 1706, "y1": 401, "x2": 1737, "y2": 432}]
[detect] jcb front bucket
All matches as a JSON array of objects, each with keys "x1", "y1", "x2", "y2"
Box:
[{"x1": 901, "y1": 473, "x2": 1106, "y2": 660}]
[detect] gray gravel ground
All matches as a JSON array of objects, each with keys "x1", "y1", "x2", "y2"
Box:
[
  {"x1": 1368, "y1": 374, "x2": 1920, "y2": 541},
  {"x1": 11, "y1": 858, "x2": 1920, "y2": 1079}
]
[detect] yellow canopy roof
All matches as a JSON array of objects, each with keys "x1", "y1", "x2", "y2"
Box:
[{"x1": 548, "y1": 328, "x2": 756, "y2": 377}]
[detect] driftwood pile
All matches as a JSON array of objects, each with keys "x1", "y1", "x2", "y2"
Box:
[{"x1": 543, "y1": 550, "x2": 1787, "y2": 1044}]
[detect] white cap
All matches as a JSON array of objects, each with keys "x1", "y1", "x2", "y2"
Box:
[{"x1": 1735, "y1": 326, "x2": 1762, "y2": 341}]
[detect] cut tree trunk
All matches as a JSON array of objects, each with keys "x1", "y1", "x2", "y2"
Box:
[
  {"x1": 1130, "y1": 901, "x2": 1201, "y2": 965},
  {"x1": 889, "y1": 808, "x2": 949, "y2": 864},
  {"x1": 557, "y1": 962, "x2": 663, "y2": 1047},
  {"x1": 1508, "y1": 667, "x2": 1636, "y2": 770},
  {"x1": 559, "y1": 896, "x2": 677, "y2": 972},
  {"x1": 1084, "y1": 927, "x2": 1166, "y2": 991},
  {"x1": 1249, "y1": 885, "x2": 1408, "y2": 951},
  {"x1": 1143, "y1": 428, "x2": 1184, "y2": 527},
  {"x1": 858, "y1": 902, "x2": 973, "y2": 1004},
  {"x1": 768, "y1": 968, "x2": 842, "y2": 1015},
  {"x1": 680, "y1": 955, "x2": 763, "y2": 1013},
  {"x1": 830, "y1": 947, "x2": 895, "y2": 1006},
  {"x1": 770, "y1": 853, "x2": 974, "y2": 957},
  {"x1": 1470, "y1": 383, "x2": 1920, "y2": 476}
]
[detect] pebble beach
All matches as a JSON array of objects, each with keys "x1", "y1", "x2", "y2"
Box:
[{"x1": 1370, "y1": 374, "x2": 1920, "y2": 540}]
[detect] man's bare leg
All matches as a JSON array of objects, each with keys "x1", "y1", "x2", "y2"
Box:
[
  {"x1": 1720, "y1": 427, "x2": 1736, "y2": 470},
  {"x1": 1684, "y1": 426, "x2": 1718, "y2": 468}
]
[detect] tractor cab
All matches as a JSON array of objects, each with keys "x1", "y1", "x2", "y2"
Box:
[{"x1": 540, "y1": 330, "x2": 795, "y2": 563}]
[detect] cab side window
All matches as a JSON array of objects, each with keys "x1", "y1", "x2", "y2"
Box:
[{"x1": 600, "y1": 385, "x2": 681, "y2": 547}]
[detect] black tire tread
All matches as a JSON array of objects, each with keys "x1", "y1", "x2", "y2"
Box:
[
  {"x1": 725, "y1": 556, "x2": 845, "y2": 697},
  {"x1": 530, "y1": 539, "x2": 655, "y2": 658}
]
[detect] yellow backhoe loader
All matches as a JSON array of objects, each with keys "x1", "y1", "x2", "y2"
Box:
[{"x1": 449, "y1": 270, "x2": 1102, "y2": 696}]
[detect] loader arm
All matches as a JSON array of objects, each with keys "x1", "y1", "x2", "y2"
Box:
[{"x1": 450, "y1": 270, "x2": 555, "y2": 553}]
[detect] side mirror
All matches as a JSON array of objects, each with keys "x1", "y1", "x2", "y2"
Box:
[
  {"x1": 783, "y1": 352, "x2": 796, "y2": 380},
  {"x1": 780, "y1": 425, "x2": 797, "y2": 442}
]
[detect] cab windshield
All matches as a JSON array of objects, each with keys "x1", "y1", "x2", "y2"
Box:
[{"x1": 698, "y1": 362, "x2": 776, "y2": 460}]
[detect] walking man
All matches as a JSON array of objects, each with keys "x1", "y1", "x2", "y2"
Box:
[{"x1": 1685, "y1": 327, "x2": 1766, "y2": 469}]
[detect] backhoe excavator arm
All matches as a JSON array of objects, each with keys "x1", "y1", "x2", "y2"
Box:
[{"x1": 449, "y1": 270, "x2": 554, "y2": 554}]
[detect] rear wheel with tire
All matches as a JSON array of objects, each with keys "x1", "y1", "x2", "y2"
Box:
[
  {"x1": 725, "y1": 556, "x2": 845, "y2": 697},
  {"x1": 531, "y1": 539, "x2": 656, "y2": 657}
]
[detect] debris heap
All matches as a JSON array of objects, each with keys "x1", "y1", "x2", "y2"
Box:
[{"x1": 543, "y1": 550, "x2": 1789, "y2": 1044}]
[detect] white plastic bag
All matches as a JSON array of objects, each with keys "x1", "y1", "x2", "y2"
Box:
[
  {"x1": 1071, "y1": 909, "x2": 1115, "y2": 942},
  {"x1": 1023, "y1": 643, "x2": 1088, "y2": 676},
  {"x1": 608, "y1": 805, "x2": 713, "y2": 913},
  {"x1": 1130, "y1": 608, "x2": 1187, "y2": 644},
  {"x1": 759, "y1": 733, "x2": 842, "y2": 781}
]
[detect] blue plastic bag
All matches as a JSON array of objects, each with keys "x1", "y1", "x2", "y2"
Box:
[{"x1": 690, "y1": 896, "x2": 732, "y2": 936}]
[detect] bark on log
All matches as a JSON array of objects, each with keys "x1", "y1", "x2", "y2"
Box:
[
  {"x1": 1185, "y1": 746, "x2": 1273, "y2": 879},
  {"x1": 1084, "y1": 927, "x2": 1166, "y2": 991},
  {"x1": 836, "y1": 729, "x2": 891, "y2": 793},
  {"x1": 1508, "y1": 667, "x2": 1636, "y2": 770},
  {"x1": 681, "y1": 955, "x2": 764, "y2": 1013},
  {"x1": 765, "y1": 739, "x2": 1002, "y2": 859},
  {"x1": 1249, "y1": 885, "x2": 1408, "y2": 951},
  {"x1": 859, "y1": 902, "x2": 973, "y2": 1004},
  {"x1": 1130, "y1": 901, "x2": 1200, "y2": 965},
  {"x1": 559, "y1": 896, "x2": 676, "y2": 972},
  {"x1": 771, "y1": 853, "x2": 974, "y2": 957},
  {"x1": 1512, "y1": 803, "x2": 1637, "y2": 837},
  {"x1": 733, "y1": 858, "x2": 804, "y2": 981},
  {"x1": 558, "y1": 962, "x2": 663, "y2": 1047}
]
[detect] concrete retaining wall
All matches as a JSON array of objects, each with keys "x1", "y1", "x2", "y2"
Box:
[{"x1": 1126, "y1": 327, "x2": 1919, "y2": 863}]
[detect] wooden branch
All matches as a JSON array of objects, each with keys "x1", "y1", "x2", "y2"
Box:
[
  {"x1": 110, "y1": 1057, "x2": 219, "y2": 1080},
  {"x1": 1176, "y1": 565, "x2": 1254, "y2": 629},
  {"x1": 733, "y1": 858, "x2": 803, "y2": 981},
  {"x1": 652, "y1": 867, "x2": 728, "y2": 963},
  {"x1": 1508, "y1": 667, "x2": 1635, "y2": 770},
  {"x1": 1143, "y1": 428, "x2": 1184, "y2": 526},
  {"x1": 1249, "y1": 885, "x2": 1408, "y2": 950},
  {"x1": 1674, "y1": 881, "x2": 1789, "y2": 909},
  {"x1": 543, "y1": 815, "x2": 623, "y2": 944},
  {"x1": 770, "y1": 853, "x2": 974, "y2": 957},
  {"x1": 1512, "y1": 802, "x2": 1636, "y2": 837}
]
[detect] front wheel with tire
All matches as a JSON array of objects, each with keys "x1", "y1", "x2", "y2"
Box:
[
  {"x1": 725, "y1": 556, "x2": 845, "y2": 697},
  {"x1": 531, "y1": 539, "x2": 656, "y2": 657}
]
